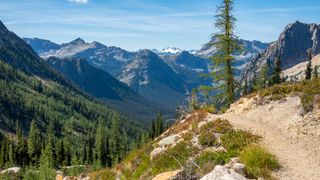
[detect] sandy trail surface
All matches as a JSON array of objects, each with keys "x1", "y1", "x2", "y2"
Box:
[{"x1": 207, "y1": 96, "x2": 320, "y2": 180}]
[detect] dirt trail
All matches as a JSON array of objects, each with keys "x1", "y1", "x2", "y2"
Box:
[{"x1": 207, "y1": 96, "x2": 320, "y2": 180}]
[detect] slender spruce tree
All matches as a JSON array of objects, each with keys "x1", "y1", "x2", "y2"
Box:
[
  {"x1": 28, "y1": 119, "x2": 41, "y2": 165},
  {"x1": 314, "y1": 65, "x2": 318, "y2": 79},
  {"x1": 305, "y1": 49, "x2": 313, "y2": 80},
  {"x1": 211, "y1": 0, "x2": 240, "y2": 106},
  {"x1": 271, "y1": 57, "x2": 282, "y2": 85}
]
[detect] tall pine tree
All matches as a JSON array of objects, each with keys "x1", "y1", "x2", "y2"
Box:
[
  {"x1": 305, "y1": 49, "x2": 313, "y2": 80},
  {"x1": 271, "y1": 57, "x2": 282, "y2": 85},
  {"x1": 27, "y1": 119, "x2": 41, "y2": 165},
  {"x1": 211, "y1": 0, "x2": 240, "y2": 106}
]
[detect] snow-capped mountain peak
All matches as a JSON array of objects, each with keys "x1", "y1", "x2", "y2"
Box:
[{"x1": 161, "y1": 47, "x2": 182, "y2": 54}]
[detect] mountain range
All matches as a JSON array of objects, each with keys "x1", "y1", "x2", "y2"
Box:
[
  {"x1": 0, "y1": 20, "x2": 144, "y2": 142},
  {"x1": 24, "y1": 36, "x2": 268, "y2": 109}
]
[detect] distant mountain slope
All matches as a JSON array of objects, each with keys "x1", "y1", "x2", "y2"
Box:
[
  {"x1": 0, "y1": 20, "x2": 144, "y2": 147},
  {"x1": 118, "y1": 50, "x2": 187, "y2": 108},
  {"x1": 243, "y1": 21, "x2": 320, "y2": 82},
  {"x1": 162, "y1": 51, "x2": 211, "y2": 89},
  {"x1": 23, "y1": 37, "x2": 61, "y2": 54},
  {"x1": 0, "y1": 21, "x2": 71, "y2": 88},
  {"x1": 47, "y1": 57, "x2": 167, "y2": 121},
  {"x1": 34, "y1": 38, "x2": 135, "y2": 75},
  {"x1": 24, "y1": 37, "x2": 268, "y2": 108},
  {"x1": 197, "y1": 37, "x2": 269, "y2": 72}
]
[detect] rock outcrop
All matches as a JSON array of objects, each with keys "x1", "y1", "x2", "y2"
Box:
[
  {"x1": 243, "y1": 21, "x2": 320, "y2": 83},
  {"x1": 200, "y1": 165, "x2": 247, "y2": 180}
]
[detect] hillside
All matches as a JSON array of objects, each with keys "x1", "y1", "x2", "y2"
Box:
[
  {"x1": 90, "y1": 79, "x2": 320, "y2": 180},
  {"x1": 118, "y1": 49, "x2": 187, "y2": 108},
  {"x1": 47, "y1": 57, "x2": 167, "y2": 122},
  {"x1": 0, "y1": 20, "x2": 146, "y2": 178}
]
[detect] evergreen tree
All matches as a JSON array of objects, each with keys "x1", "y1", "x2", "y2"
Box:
[
  {"x1": 28, "y1": 119, "x2": 41, "y2": 165},
  {"x1": 109, "y1": 115, "x2": 121, "y2": 165},
  {"x1": 198, "y1": 85, "x2": 212, "y2": 105},
  {"x1": 56, "y1": 139, "x2": 65, "y2": 166},
  {"x1": 46, "y1": 121, "x2": 56, "y2": 166},
  {"x1": 39, "y1": 144, "x2": 56, "y2": 180},
  {"x1": 271, "y1": 57, "x2": 282, "y2": 85},
  {"x1": 150, "y1": 120, "x2": 156, "y2": 139},
  {"x1": 94, "y1": 119, "x2": 108, "y2": 167},
  {"x1": 16, "y1": 121, "x2": 27, "y2": 166},
  {"x1": 156, "y1": 113, "x2": 164, "y2": 136},
  {"x1": 254, "y1": 64, "x2": 269, "y2": 91},
  {"x1": 242, "y1": 73, "x2": 249, "y2": 95},
  {"x1": 314, "y1": 65, "x2": 318, "y2": 79},
  {"x1": 211, "y1": 0, "x2": 240, "y2": 106},
  {"x1": 305, "y1": 49, "x2": 313, "y2": 80}
]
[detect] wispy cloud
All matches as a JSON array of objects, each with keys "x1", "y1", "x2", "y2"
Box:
[{"x1": 68, "y1": 0, "x2": 88, "y2": 4}]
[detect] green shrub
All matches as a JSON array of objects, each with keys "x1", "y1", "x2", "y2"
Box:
[
  {"x1": 221, "y1": 130, "x2": 259, "y2": 153},
  {"x1": 196, "y1": 151, "x2": 228, "y2": 171},
  {"x1": 198, "y1": 119, "x2": 233, "y2": 147},
  {"x1": 63, "y1": 166, "x2": 86, "y2": 177},
  {"x1": 151, "y1": 141, "x2": 194, "y2": 175},
  {"x1": 200, "y1": 104, "x2": 216, "y2": 113},
  {"x1": 199, "y1": 129, "x2": 217, "y2": 147},
  {"x1": 240, "y1": 145, "x2": 280, "y2": 179},
  {"x1": 23, "y1": 168, "x2": 41, "y2": 180},
  {"x1": 211, "y1": 119, "x2": 233, "y2": 133}
]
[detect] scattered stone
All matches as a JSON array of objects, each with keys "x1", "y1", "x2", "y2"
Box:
[
  {"x1": 200, "y1": 165, "x2": 247, "y2": 180},
  {"x1": 150, "y1": 147, "x2": 165, "y2": 160},
  {"x1": 232, "y1": 163, "x2": 246, "y2": 176},
  {"x1": 191, "y1": 135, "x2": 202, "y2": 149},
  {"x1": 198, "y1": 121, "x2": 207, "y2": 128},
  {"x1": 152, "y1": 169, "x2": 182, "y2": 180},
  {"x1": 203, "y1": 146, "x2": 227, "y2": 153},
  {"x1": 225, "y1": 157, "x2": 241, "y2": 168},
  {"x1": 158, "y1": 134, "x2": 180, "y2": 147},
  {"x1": 0, "y1": 167, "x2": 21, "y2": 174}
]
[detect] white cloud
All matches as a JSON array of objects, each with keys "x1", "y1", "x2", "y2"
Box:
[{"x1": 68, "y1": 0, "x2": 88, "y2": 4}]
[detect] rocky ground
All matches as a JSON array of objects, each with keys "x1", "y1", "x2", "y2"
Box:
[{"x1": 149, "y1": 94, "x2": 320, "y2": 180}]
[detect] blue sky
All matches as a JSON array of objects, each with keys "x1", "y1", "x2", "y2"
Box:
[{"x1": 1, "y1": 0, "x2": 320, "y2": 51}]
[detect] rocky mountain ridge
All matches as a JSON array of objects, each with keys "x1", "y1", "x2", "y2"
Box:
[{"x1": 242, "y1": 21, "x2": 320, "y2": 83}]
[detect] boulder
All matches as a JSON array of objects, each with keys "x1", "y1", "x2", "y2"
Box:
[
  {"x1": 0, "y1": 167, "x2": 21, "y2": 174},
  {"x1": 150, "y1": 147, "x2": 165, "y2": 160},
  {"x1": 152, "y1": 169, "x2": 182, "y2": 180},
  {"x1": 200, "y1": 165, "x2": 247, "y2": 180},
  {"x1": 232, "y1": 163, "x2": 246, "y2": 176}
]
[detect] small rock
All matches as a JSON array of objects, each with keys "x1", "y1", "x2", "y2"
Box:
[
  {"x1": 150, "y1": 147, "x2": 165, "y2": 160},
  {"x1": 152, "y1": 169, "x2": 182, "y2": 180},
  {"x1": 158, "y1": 134, "x2": 180, "y2": 147},
  {"x1": 203, "y1": 146, "x2": 227, "y2": 153},
  {"x1": 191, "y1": 135, "x2": 202, "y2": 149},
  {"x1": 232, "y1": 163, "x2": 246, "y2": 176},
  {"x1": 198, "y1": 121, "x2": 207, "y2": 128},
  {"x1": 225, "y1": 157, "x2": 241, "y2": 168},
  {"x1": 200, "y1": 165, "x2": 247, "y2": 180},
  {"x1": 0, "y1": 167, "x2": 21, "y2": 174}
]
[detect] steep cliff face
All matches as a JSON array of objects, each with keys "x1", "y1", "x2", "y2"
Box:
[{"x1": 243, "y1": 21, "x2": 320, "y2": 81}]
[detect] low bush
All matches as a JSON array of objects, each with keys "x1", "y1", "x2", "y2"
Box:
[
  {"x1": 211, "y1": 119, "x2": 233, "y2": 133},
  {"x1": 199, "y1": 129, "x2": 217, "y2": 147},
  {"x1": 151, "y1": 141, "x2": 194, "y2": 175},
  {"x1": 240, "y1": 145, "x2": 280, "y2": 179},
  {"x1": 200, "y1": 104, "x2": 216, "y2": 113},
  {"x1": 195, "y1": 151, "x2": 231, "y2": 175},
  {"x1": 221, "y1": 130, "x2": 259, "y2": 154},
  {"x1": 198, "y1": 119, "x2": 233, "y2": 147}
]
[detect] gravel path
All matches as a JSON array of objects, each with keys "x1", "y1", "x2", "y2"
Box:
[{"x1": 207, "y1": 96, "x2": 320, "y2": 180}]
